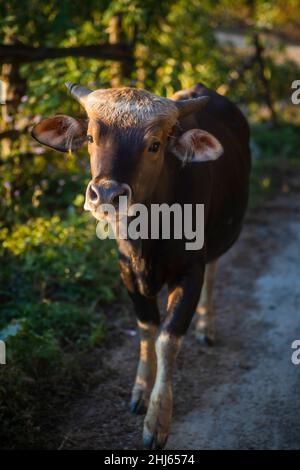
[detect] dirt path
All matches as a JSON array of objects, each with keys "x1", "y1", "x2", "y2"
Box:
[{"x1": 59, "y1": 182, "x2": 300, "y2": 450}]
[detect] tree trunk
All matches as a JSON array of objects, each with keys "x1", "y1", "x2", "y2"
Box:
[
  {"x1": 253, "y1": 34, "x2": 277, "y2": 126},
  {"x1": 108, "y1": 14, "x2": 134, "y2": 87},
  {"x1": 1, "y1": 61, "x2": 27, "y2": 156}
]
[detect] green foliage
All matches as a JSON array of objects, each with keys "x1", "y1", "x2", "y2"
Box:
[
  {"x1": 0, "y1": 215, "x2": 118, "y2": 307},
  {"x1": 0, "y1": 168, "x2": 120, "y2": 447},
  {"x1": 249, "y1": 122, "x2": 300, "y2": 207},
  {"x1": 251, "y1": 122, "x2": 300, "y2": 161},
  {"x1": 0, "y1": 211, "x2": 120, "y2": 337}
]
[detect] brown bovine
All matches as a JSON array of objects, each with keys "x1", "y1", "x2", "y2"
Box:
[{"x1": 32, "y1": 82, "x2": 251, "y2": 449}]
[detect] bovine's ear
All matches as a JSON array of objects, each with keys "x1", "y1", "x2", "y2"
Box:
[
  {"x1": 31, "y1": 115, "x2": 88, "y2": 153},
  {"x1": 171, "y1": 129, "x2": 223, "y2": 164}
]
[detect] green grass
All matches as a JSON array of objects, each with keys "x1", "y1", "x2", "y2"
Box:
[
  {"x1": 0, "y1": 144, "x2": 124, "y2": 447},
  {"x1": 0, "y1": 211, "x2": 120, "y2": 447}
]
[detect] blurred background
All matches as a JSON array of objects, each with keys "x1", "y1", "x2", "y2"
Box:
[{"x1": 0, "y1": 0, "x2": 300, "y2": 448}]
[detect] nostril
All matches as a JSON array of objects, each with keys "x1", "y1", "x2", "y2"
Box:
[
  {"x1": 89, "y1": 184, "x2": 100, "y2": 204},
  {"x1": 111, "y1": 188, "x2": 129, "y2": 207}
]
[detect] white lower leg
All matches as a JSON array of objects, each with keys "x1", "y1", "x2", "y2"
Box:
[
  {"x1": 131, "y1": 321, "x2": 157, "y2": 412},
  {"x1": 143, "y1": 332, "x2": 182, "y2": 447},
  {"x1": 195, "y1": 260, "x2": 217, "y2": 343}
]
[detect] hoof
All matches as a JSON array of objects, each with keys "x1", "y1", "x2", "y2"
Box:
[
  {"x1": 143, "y1": 428, "x2": 168, "y2": 450},
  {"x1": 130, "y1": 388, "x2": 149, "y2": 415},
  {"x1": 195, "y1": 332, "x2": 215, "y2": 347},
  {"x1": 129, "y1": 396, "x2": 147, "y2": 415}
]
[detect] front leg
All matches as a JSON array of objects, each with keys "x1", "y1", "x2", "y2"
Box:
[
  {"x1": 143, "y1": 266, "x2": 204, "y2": 449},
  {"x1": 129, "y1": 293, "x2": 160, "y2": 414}
]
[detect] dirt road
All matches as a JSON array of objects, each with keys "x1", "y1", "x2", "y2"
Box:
[{"x1": 60, "y1": 183, "x2": 300, "y2": 450}]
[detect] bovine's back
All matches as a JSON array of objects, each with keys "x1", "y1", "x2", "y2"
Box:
[
  {"x1": 173, "y1": 84, "x2": 251, "y2": 261},
  {"x1": 173, "y1": 83, "x2": 250, "y2": 150}
]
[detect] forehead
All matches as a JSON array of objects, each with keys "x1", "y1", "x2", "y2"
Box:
[{"x1": 85, "y1": 87, "x2": 178, "y2": 128}]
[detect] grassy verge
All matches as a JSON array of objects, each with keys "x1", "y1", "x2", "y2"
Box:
[{"x1": 0, "y1": 212, "x2": 120, "y2": 448}]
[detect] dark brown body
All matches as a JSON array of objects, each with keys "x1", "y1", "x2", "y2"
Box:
[{"x1": 119, "y1": 84, "x2": 251, "y2": 335}]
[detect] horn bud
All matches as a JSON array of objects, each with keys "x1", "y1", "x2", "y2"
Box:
[
  {"x1": 175, "y1": 95, "x2": 210, "y2": 118},
  {"x1": 65, "y1": 82, "x2": 92, "y2": 106}
]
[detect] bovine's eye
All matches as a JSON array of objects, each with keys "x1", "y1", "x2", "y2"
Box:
[
  {"x1": 148, "y1": 141, "x2": 161, "y2": 153},
  {"x1": 87, "y1": 135, "x2": 93, "y2": 144}
]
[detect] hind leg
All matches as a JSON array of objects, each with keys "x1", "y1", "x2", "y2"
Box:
[{"x1": 195, "y1": 260, "x2": 217, "y2": 346}]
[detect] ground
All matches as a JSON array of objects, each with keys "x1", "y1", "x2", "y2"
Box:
[{"x1": 58, "y1": 176, "x2": 300, "y2": 450}]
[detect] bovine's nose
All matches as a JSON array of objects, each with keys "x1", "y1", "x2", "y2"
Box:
[
  {"x1": 88, "y1": 184, "x2": 101, "y2": 206},
  {"x1": 86, "y1": 180, "x2": 131, "y2": 210}
]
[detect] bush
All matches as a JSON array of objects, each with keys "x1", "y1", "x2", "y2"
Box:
[
  {"x1": 0, "y1": 209, "x2": 120, "y2": 448},
  {"x1": 249, "y1": 122, "x2": 300, "y2": 207}
]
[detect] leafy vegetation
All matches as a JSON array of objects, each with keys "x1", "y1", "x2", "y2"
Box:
[
  {"x1": 0, "y1": 182, "x2": 120, "y2": 447},
  {"x1": 0, "y1": 0, "x2": 300, "y2": 448},
  {"x1": 0, "y1": 141, "x2": 120, "y2": 448},
  {"x1": 249, "y1": 123, "x2": 300, "y2": 207}
]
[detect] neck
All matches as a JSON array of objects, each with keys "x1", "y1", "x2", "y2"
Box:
[{"x1": 116, "y1": 153, "x2": 181, "y2": 260}]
